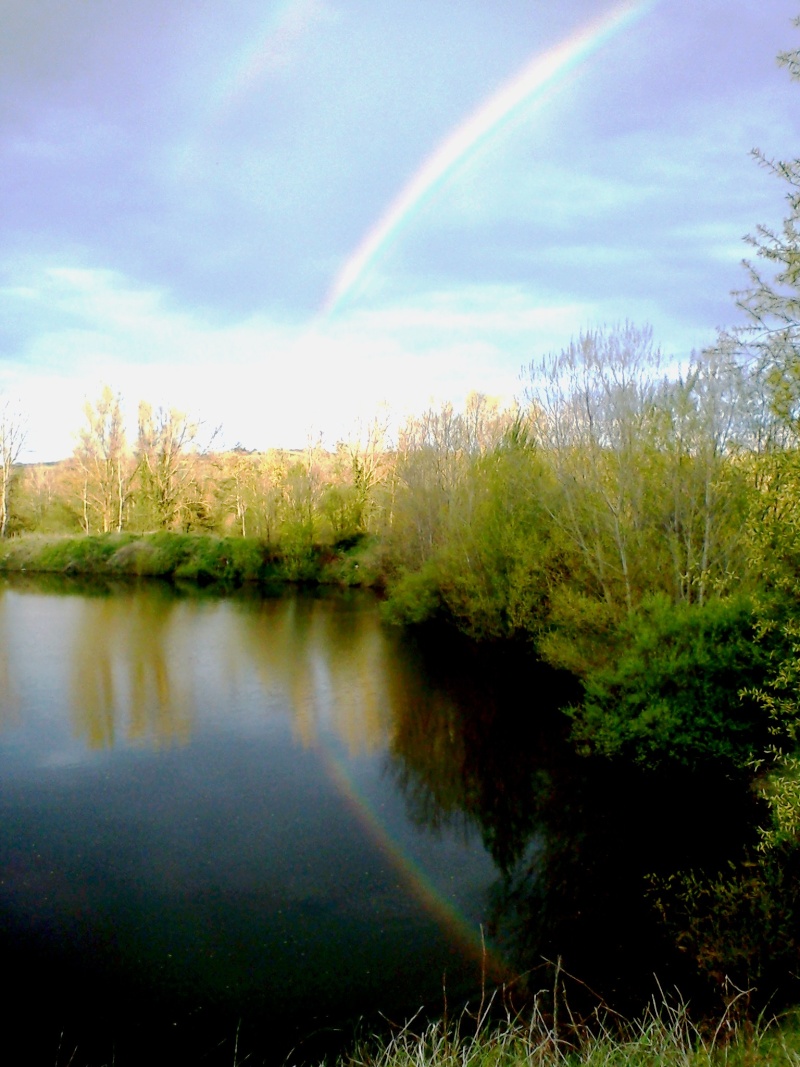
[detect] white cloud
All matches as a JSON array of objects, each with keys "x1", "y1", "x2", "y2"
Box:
[
  {"x1": 5, "y1": 258, "x2": 734, "y2": 464},
  {"x1": 1, "y1": 268, "x2": 591, "y2": 461}
]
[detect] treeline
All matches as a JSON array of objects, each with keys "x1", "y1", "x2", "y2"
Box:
[
  {"x1": 1, "y1": 332, "x2": 796, "y2": 763},
  {"x1": 2, "y1": 390, "x2": 386, "y2": 543},
  {"x1": 2, "y1": 326, "x2": 799, "y2": 765}
]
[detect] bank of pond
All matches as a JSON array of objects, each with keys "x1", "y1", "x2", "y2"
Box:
[
  {"x1": 0, "y1": 530, "x2": 382, "y2": 587},
  {"x1": 0, "y1": 538, "x2": 799, "y2": 1065}
]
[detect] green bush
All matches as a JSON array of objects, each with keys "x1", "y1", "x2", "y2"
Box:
[
  {"x1": 381, "y1": 563, "x2": 443, "y2": 625},
  {"x1": 568, "y1": 595, "x2": 771, "y2": 768}
]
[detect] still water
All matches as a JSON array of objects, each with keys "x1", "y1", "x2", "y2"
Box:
[
  {"x1": 0, "y1": 577, "x2": 762, "y2": 1065},
  {"x1": 0, "y1": 578, "x2": 517, "y2": 1065}
]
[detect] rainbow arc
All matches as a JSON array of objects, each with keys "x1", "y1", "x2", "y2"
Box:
[{"x1": 322, "y1": 0, "x2": 658, "y2": 317}]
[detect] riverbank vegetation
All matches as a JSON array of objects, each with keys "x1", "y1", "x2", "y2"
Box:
[
  {"x1": 0, "y1": 529, "x2": 383, "y2": 587},
  {"x1": 6, "y1": 326, "x2": 800, "y2": 805}
]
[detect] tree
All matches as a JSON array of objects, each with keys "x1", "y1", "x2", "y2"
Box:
[
  {"x1": 724, "y1": 19, "x2": 800, "y2": 848},
  {"x1": 0, "y1": 397, "x2": 26, "y2": 538},
  {"x1": 388, "y1": 395, "x2": 517, "y2": 571},
  {"x1": 337, "y1": 413, "x2": 392, "y2": 536},
  {"x1": 254, "y1": 451, "x2": 288, "y2": 542},
  {"x1": 525, "y1": 323, "x2": 666, "y2": 616},
  {"x1": 653, "y1": 347, "x2": 754, "y2": 606},
  {"x1": 381, "y1": 397, "x2": 553, "y2": 636},
  {"x1": 732, "y1": 22, "x2": 800, "y2": 430},
  {"x1": 134, "y1": 403, "x2": 200, "y2": 530},
  {"x1": 280, "y1": 435, "x2": 327, "y2": 547},
  {"x1": 569, "y1": 594, "x2": 770, "y2": 769},
  {"x1": 74, "y1": 386, "x2": 132, "y2": 534}
]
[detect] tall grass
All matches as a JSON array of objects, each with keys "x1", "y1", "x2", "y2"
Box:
[{"x1": 330, "y1": 993, "x2": 800, "y2": 1067}]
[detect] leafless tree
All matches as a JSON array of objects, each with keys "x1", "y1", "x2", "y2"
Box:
[{"x1": 0, "y1": 398, "x2": 26, "y2": 538}]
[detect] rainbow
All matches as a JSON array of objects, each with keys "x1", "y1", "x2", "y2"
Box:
[
  {"x1": 318, "y1": 741, "x2": 509, "y2": 984},
  {"x1": 322, "y1": 0, "x2": 658, "y2": 317},
  {"x1": 200, "y1": 0, "x2": 323, "y2": 129}
]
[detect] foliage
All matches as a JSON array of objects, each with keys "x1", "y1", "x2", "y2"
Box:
[
  {"x1": 380, "y1": 561, "x2": 443, "y2": 625},
  {"x1": 731, "y1": 27, "x2": 800, "y2": 435},
  {"x1": 525, "y1": 324, "x2": 667, "y2": 615},
  {"x1": 757, "y1": 754, "x2": 800, "y2": 849},
  {"x1": 13, "y1": 468, "x2": 83, "y2": 534},
  {"x1": 133, "y1": 403, "x2": 203, "y2": 530},
  {"x1": 24, "y1": 532, "x2": 138, "y2": 573},
  {"x1": 744, "y1": 593, "x2": 800, "y2": 849},
  {"x1": 649, "y1": 845, "x2": 800, "y2": 1008},
  {"x1": 537, "y1": 587, "x2": 623, "y2": 677},
  {"x1": 568, "y1": 595, "x2": 771, "y2": 768},
  {"x1": 713, "y1": 21, "x2": 800, "y2": 849},
  {"x1": 322, "y1": 533, "x2": 385, "y2": 587},
  {"x1": 526, "y1": 332, "x2": 753, "y2": 618},
  {"x1": 382, "y1": 401, "x2": 561, "y2": 641},
  {"x1": 0, "y1": 532, "x2": 373, "y2": 588}
]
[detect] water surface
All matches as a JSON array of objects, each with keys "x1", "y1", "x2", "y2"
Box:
[
  {"x1": 0, "y1": 579, "x2": 502, "y2": 1065},
  {"x1": 0, "y1": 576, "x2": 766, "y2": 1065}
]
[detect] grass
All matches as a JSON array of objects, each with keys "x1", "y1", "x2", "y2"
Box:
[
  {"x1": 0, "y1": 531, "x2": 385, "y2": 588},
  {"x1": 329, "y1": 992, "x2": 800, "y2": 1067},
  {"x1": 27, "y1": 994, "x2": 800, "y2": 1067}
]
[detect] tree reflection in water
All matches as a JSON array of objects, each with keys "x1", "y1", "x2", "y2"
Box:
[
  {"x1": 70, "y1": 582, "x2": 193, "y2": 748},
  {"x1": 386, "y1": 626, "x2": 795, "y2": 1019},
  {"x1": 1, "y1": 575, "x2": 797, "y2": 1049}
]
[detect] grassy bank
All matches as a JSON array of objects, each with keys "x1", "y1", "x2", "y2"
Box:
[
  {"x1": 0, "y1": 531, "x2": 384, "y2": 588},
  {"x1": 332, "y1": 1003, "x2": 800, "y2": 1067}
]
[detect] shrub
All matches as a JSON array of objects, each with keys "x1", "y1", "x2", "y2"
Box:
[{"x1": 568, "y1": 595, "x2": 771, "y2": 768}]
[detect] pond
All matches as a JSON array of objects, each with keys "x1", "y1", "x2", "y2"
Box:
[{"x1": 0, "y1": 576, "x2": 766, "y2": 1066}]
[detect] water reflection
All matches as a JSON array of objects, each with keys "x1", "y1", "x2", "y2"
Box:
[
  {"x1": 0, "y1": 574, "x2": 788, "y2": 1063},
  {"x1": 226, "y1": 593, "x2": 391, "y2": 754},
  {"x1": 70, "y1": 587, "x2": 192, "y2": 748},
  {"x1": 385, "y1": 631, "x2": 772, "y2": 1016},
  {"x1": 0, "y1": 578, "x2": 501, "y2": 1066},
  {"x1": 0, "y1": 590, "x2": 20, "y2": 730},
  {"x1": 387, "y1": 635, "x2": 573, "y2": 867},
  {"x1": 0, "y1": 578, "x2": 393, "y2": 755}
]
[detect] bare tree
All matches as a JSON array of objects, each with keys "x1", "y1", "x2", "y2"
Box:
[
  {"x1": 74, "y1": 386, "x2": 132, "y2": 534},
  {"x1": 135, "y1": 403, "x2": 200, "y2": 530},
  {"x1": 655, "y1": 348, "x2": 753, "y2": 604},
  {"x1": 0, "y1": 398, "x2": 26, "y2": 538},
  {"x1": 526, "y1": 324, "x2": 663, "y2": 614}
]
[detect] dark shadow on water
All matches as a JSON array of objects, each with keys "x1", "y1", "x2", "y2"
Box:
[{"x1": 387, "y1": 624, "x2": 793, "y2": 1023}]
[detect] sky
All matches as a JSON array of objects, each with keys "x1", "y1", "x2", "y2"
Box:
[{"x1": 2, "y1": 0, "x2": 799, "y2": 461}]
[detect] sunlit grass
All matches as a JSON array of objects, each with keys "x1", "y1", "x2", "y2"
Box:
[
  {"x1": 0, "y1": 530, "x2": 383, "y2": 586},
  {"x1": 329, "y1": 997, "x2": 800, "y2": 1067}
]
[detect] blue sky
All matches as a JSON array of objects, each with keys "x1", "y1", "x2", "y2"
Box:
[{"x1": 2, "y1": 0, "x2": 799, "y2": 460}]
